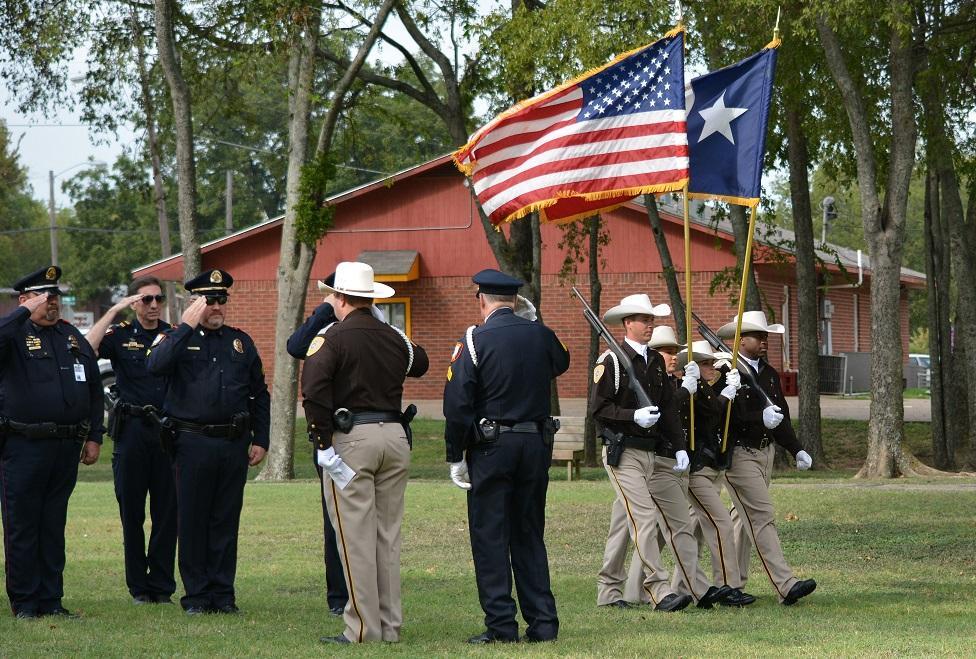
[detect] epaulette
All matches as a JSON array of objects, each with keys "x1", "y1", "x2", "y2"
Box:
[
  {"x1": 119, "y1": 320, "x2": 131, "y2": 328},
  {"x1": 596, "y1": 350, "x2": 621, "y2": 393}
]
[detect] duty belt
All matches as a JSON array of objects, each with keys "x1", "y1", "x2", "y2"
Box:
[
  {"x1": 736, "y1": 431, "x2": 773, "y2": 451},
  {"x1": 499, "y1": 421, "x2": 542, "y2": 434},
  {"x1": 170, "y1": 418, "x2": 238, "y2": 439},
  {"x1": 349, "y1": 411, "x2": 403, "y2": 426},
  {"x1": 118, "y1": 403, "x2": 158, "y2": 418},
  {"x1": 621, "y1": 435, "x2": 657, "y2": 451},
  {"x1": 6, "y1": 420, "x2": 84, "y2": 439}
]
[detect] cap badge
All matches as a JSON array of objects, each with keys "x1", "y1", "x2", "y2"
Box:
[
  {"x1": 210, "y1": 270, "x2": 222, "y2": 283},
  {"x1": 46, "y1": 267, "x2": 57, "y2": 280}
]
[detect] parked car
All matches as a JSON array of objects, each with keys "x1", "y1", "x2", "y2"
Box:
[
  {"x1": 906, "y1": 353, "x2": 931, "y2": 389},
  {"x1": 908, "y1": 353, "x2": 930, "y2": 368}
]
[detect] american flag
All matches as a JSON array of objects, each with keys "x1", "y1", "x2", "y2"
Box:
[{"x1": 454, "y1": 33, "x2": 688, "y2": 226}]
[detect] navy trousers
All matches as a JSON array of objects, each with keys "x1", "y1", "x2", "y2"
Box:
[
  {"x1": 112, "y1": 417, "x2": 177, "y2": 599},
  {"x1": 314, "y1": 451, "x2": 348, "y2": 610},
  {"x1": 172, "y1": 431, "x2": 248, "y2": 610},
  {"x1": 467, "y1": 432, "x2": 558, "y2": 641},
  {"x1": 0, "y1": 434, "x2": 81, "y2": 616}
]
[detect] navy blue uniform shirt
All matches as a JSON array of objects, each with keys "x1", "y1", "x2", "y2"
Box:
[
  {"x1": 443, "y1": 307, "x2": 569, "y2": 462},
  {"x1": 0, "y1": 307, "x2": 105, "y2": 443},
  {"x1": 146, "y1": 322, "x2": 271, "y2": 449},
  {"x1": 98, "y1": 319, "x2": 170, "y2": 407},
  {"x1": 286, "y1": 303, "x2": 336, "y2": 359}
]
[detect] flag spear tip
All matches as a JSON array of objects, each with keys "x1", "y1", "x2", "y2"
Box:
[{"x1": 774, "y1": 6, "x2": 782, "y2": 41}]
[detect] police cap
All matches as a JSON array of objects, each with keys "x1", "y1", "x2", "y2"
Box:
[
  {"x1": 13, "y1": 265, "x2": 65, "y2": 295},
  {"x1": 185, "y1": 269, "x2": 234, "y2": 294},
  {"x1": 472, "y1": 269, "x2": 524, "y2": 297}
]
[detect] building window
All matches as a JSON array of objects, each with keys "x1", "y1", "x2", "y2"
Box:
[{"x1": 376, "y1": 297, "x2": 411, "y2": 337}]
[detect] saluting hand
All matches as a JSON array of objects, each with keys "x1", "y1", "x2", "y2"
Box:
[
  {"x1": 112, "y1": 293, "x2": 145, "y2": 314},
  {"x1": 20, "y1": 292, "x2": 49, "y2": 312},
  {"x1": 181, "y1": 296, "x2": 208, "y2": 328},
  {"x1": 80, "y1": 441, "x2": 101, "y2": 465}
]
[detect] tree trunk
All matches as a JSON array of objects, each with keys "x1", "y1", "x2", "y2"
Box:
[
  {"x1": 728, "y1": 204, "x2": 762, "y2": 312},
  {"x1": 153, "y1": 0, "x2": 199, "y2": 280},
  {"x1": 784, "y1": 106, "x2": 825, "y2": 467},
  {"x1": 584, "y1": 215, "x2": 602, "y2": 467},
  {"x1": 923, "y1": 169, "x2": 953, "y2": 469},
  {"x1": 260, "y1": 0, "x2": 396, "y2": 480},
  {"x1": 644, "y1": 194, "x2": 685, "y2": 340}
]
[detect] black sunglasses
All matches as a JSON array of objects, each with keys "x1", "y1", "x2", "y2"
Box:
[
  {"x1": 205, "y1": 295, "x2": 228, "y2": 306},
  {"x1": 140, "y1": 294, "x2": 166, "y2": 304}
]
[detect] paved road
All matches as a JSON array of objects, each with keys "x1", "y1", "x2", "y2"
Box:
[{"x1": 407, "y1": 395, "x2": 931, "y2": 422}]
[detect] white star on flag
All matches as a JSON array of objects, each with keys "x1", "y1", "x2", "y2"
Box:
[{"x1": 697, "y1": 90, "x2": 748, "y2": 144}]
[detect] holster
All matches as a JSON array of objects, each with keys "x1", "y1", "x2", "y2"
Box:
[
  {"x1": 158, "y1": 417, "x2": 177, "y2": 456},
  {"x1": 542, "y1": 416, "x2": 560, "y2": 448},
  {"x1": 230, "y1": 411, "x2": 251, "y2": 440},
  {"x1": 599, "y1": 427, "x2": 625, "y2": 467},
  {"x1": 474, "y1": 418, "x2": 500, "y2": 444},
  {"x1": 333, "y1": 408, "x2": 354, "y2": 434},
  {"x1": 75, "y1": 420, "x2": 91, "y2": 446},
  {"x1": 401, "y1": 404, "x2": 417, "y2": 450}
]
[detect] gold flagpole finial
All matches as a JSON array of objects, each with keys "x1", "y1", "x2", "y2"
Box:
[{"x1": 674, "y1": 0, "x2": 684, "y2": 28}]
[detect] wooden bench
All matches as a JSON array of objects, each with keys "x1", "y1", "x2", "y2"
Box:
[{"x1": 552, "y1": 416, "x2": 586, "y2": 481}]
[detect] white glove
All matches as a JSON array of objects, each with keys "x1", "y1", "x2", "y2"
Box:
[
  {"x1": 317, "y1": 448, "x2": 356, "y2": 489},
  {"x1": 681, "y1": 374, "x2": 698, "y2": 394},
  {"x1": 725, "y1": 370, "x2": 741, "y2": 389},
  {"x1": 514, "y1": 295, "x2": 537, "y2": 321},
  {"x1": 449, "y1": 461, "x2": 472, "y2": 490},
  {"x1": 795, "y1": 450, "x2": 813, "y2": 471},
  {"x1": 714, "y1": 358, "x2": 731, "y2": 370},
  {"x1": 673, "y1": 450, "x2": 689, "y2": 472},
  {"x1": 762, "y1": 405, "x2": 784, "y2": 429},
  {"x1": 633, "y1": 405, "x2": 660, "y2": 428},
  {"x1": 683, "y1": 361, "x2": 700, "y2": 380}
]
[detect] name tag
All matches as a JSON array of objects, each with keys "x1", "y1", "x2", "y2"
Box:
[{"x1": 74, "y1": 363, "x2": 86, "y2": 382}]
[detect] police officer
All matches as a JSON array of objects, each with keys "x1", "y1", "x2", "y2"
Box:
[
  {"x1": 0, "y1": 266, "x2": 104, "y2": 619},
  {"x1": 85, "y1": 275, "x2": 176, "y2": 605},
  {"x1": 672, "y1": 341, "x2": 754, "y2": 607},
  {"x1": 444, "y1": 269, "x2": 569, "y2": 644},
  {"x1": 146, "y1": 269, "x2": 270, "y2": 615},
  {"x1": 286, "y1": 272, "x2": 348, "y2": 617},
  {"x1": 301, "y1": 262, "x2": 428, "y2": 644},
  {"x1": 717, "y1": 311, "x2": 816, "y2": 605}
]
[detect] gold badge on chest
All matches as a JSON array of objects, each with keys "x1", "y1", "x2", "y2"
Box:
[
  {"x1": 233, "y1": 338, "x2": 244, "y2": 354},
  {"x1": 68, "y1": 335, "x2": 80, "y2": 351}
]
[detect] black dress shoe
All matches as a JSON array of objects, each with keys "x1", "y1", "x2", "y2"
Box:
[
  {"x1": 329, "y1": 605, "x2": 344, "y2": 616},
  {"x1": 319, "y1": 634, "x2": 352, "y2": 644},
  {"x1": 467, "y1": 630, "x2": 519, "y2": 644},
  {"x1": 15, "y1": 610, "x2": 38, "y2": 620},
  {"x1": 151, "y1": 595, "x2": 174, "y2": 605},
  {"x1": 215, "y1": 604, "x2": 241, "y2": 615},
  {"x1": 524, "y1": 635, "x2": 556, "y2": 643},
  {"x1": 697, "y1": 584, "x2": 734, "y2": 609},
  {"x1": 720, "y1": 588, "x2": 757, "y2": 607},
  {"x1": 655, "y1": 593, "x2": 693, "y2": 612},
  {"x1": 599, "y1": 599, "x2": 634, "y2": 609},
  {"x1": 133, "y1": 595, "x2": 154, "y2": 605},
  {"x1": 40, "y1": 607, "x2": 79, "y2": 619},
  {"x1": 184, "y1": 606, "x2": 208, "y2": 616},
  {"x1": 783, "y1": 579, "x2": 817, "y2": 606}
]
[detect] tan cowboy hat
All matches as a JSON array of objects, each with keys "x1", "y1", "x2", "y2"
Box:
[
  {"x1": 603, "y1": 294, "x2": 671, "y2": 324},
  {"x1": 648, "y1": 325, "x2": 685, "y2": 349},
  {"x1": 317, "y1": 261, "x2": 395, "y2": 299},
  {"x1": 677, "y1": 340, "x2": 734, "y2": 368},
  {"x1": 717, "y1": 310, "x2": 785, "y2": 339}
]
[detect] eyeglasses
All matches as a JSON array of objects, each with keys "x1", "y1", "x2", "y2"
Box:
[
  {"x1": 205, "y1": 295, "x2": 228, "y2": 306},
  {"x1": 140, "y1": 295, "x2": 166, "y2": 305}
]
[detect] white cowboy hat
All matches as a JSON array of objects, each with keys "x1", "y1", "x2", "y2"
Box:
[
  {"x1": 648, "y1": 325, "x2": 685, "y2": 349},
  {"x1": 603, "y1": 294, "x2": 671, "y2": 324},
  {"x1": 317, "y1": 261, "x2": 395, "y2": 299},
  {"x1": 677, "y1": 340, "x2": 734, "y2": 368},
  {"x1": 717, "y1": 310, "x2": 785, "y2": 338}
]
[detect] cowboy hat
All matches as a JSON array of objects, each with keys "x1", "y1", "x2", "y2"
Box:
[
  {"x1": 717, "y1": 310, "x2": 785, "y2": 338},
  {"x1": 677, "y1": 340, "x2": 734, "y2": 368},
  {"x1": 603, "y1": 294, "x2": 671, "y2": 324},
  {"x1": 648, "y1": 325, "x2": 685, "y2": 349},
  {"x1": 317, "y1": 261, "x2": 395, "y2": 299}
]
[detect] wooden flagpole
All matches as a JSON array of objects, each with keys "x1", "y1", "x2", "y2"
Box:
[{"x1": 683, "y1": 185, "x2": 695, "y2": 449}]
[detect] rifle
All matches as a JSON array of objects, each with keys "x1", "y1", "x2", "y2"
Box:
[{"x1": 571, "y1": 287, "x2": 653, "y2": 408}]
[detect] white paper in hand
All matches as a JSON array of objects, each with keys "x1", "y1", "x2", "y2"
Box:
[{"x1": 330, "y1": 461, "x2": 357, "y2": 490}]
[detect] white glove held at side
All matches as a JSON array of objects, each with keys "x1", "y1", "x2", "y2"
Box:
[
  {"x1": 796, "y1": 450, "x2": 813, "y2": 471},
  {"x1": 449, "y1": 461, "x2": 472, "y2": 490},
  {"x1": 317, "y1": 448, "x2": 356, "y2": 490},
  {"x1": 762, "y1": 405, "x2": 784, "y2": 429},
  {"x1": 633, "y1": 405, "x2": 660, "y2": 428},
  {"x1": 673, "y1": 450, "x2": 690, "y2": 472}
]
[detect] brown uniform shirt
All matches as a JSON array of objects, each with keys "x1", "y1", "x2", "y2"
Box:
[
  {"x1": 726, "y1": 356, "x2": 802, "y2": 456},
  {"x1": 301, "y1": 307, "x2": 429, "y2": 446}
]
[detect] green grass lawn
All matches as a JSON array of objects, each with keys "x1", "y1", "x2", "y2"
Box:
[{"x1": 5, "y1": 419, "x2": 976, "y2": 656}]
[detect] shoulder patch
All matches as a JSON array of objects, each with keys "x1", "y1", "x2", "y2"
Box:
[
  {"x1": 593, "y1": 363, "x2": 605, "y2": 383},
  {"x1": 450, "y1": 342, "x2": 463, "y2": 363},
  {"x1": 151, "y1": 333, "x2": 166, "y2": 347},
  {"x1": 105, "y1": 327, "x2": 115, "y2": 336},
  {"x1": 307, "y1": 335, "x2": 325, "y2": 357}
]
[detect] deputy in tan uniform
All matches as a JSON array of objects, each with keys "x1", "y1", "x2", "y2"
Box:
[
  {"x1": 672, "y1": 341, "x2": 754, "y2": 607},
  {"x1": 301, "y1": 262, "x2": 430, "y2": 643},
  {"x1": 718, "y1": 311, "x2": 816, "y2": 605},
  {"x1": 591, "y1": 299, "x2": 729, "y2": 611}
]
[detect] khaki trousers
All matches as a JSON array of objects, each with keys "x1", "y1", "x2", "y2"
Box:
[
  {"x1": 324, "y1": 422, "x2": 410, "y2": 642},
  {"x1": 597, "y1": 448, "x2": 674, "y2": 606},
  {"x1": 687, "y1": 467, "x2": 739, "y2": 587},
  {"x1": 724, "y1": 445, "x2": 798, "y2": 601}
]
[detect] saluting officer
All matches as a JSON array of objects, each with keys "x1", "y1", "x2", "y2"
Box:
[
  {"x1": 0, "y1": 266, "x2": 104, "y2": 619},
  {"x1": 672, "y1": 341, "x2": 754, "y2": 606},
  {"x1": 717, "y1": 311, "x2": 816, "y2": 605},
  {"x1": 146, "y1": 269, "x2": 270, "y2": 615},
  {"x1": 286, "y1": 272, "x2": 348, "y2": 617},
  {"x1": 85, "y1": 276, "x2": 176, "y2": 605},
  {"x1": 301, "y1": 262, "x2": 428, "y2": 645},
  {"x1": 444, "y1": 269, "x2": 569, "y2": 645}
]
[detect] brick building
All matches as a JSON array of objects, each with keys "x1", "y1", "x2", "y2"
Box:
[{"x1": 132, "y1": 155, "x2": 924, "y2": 401}]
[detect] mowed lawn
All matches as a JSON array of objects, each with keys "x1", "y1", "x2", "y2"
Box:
[{"x1": 2, "y1": 421, "x2": 975, "y2": 657}]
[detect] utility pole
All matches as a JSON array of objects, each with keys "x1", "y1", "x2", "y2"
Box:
[
  {"x1": 49, "y1": 170, "x2": 58, "y2": 266},
  {"x1": 225, "y1": 169, "x2": 234, "y2": 234}
]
